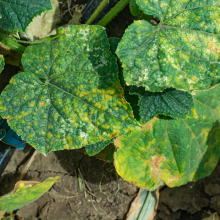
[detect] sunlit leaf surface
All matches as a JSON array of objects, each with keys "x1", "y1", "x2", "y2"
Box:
[
  {"x1": 0, "y1": 177, "x2": 59, "y2": 211},
  {"x1": 117, "y1": 0, "x2": 220, "y2": 92},
  {"x1": 0, "y1": 25, "x2": 137, "y2": 155}
]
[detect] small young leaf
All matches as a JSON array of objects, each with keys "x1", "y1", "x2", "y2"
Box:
[
  {"x1": 0, "y1": 25, "x2": 138, "y2": 155},
  {"x1": 0, "y1": 0, "x2": 52, "y2": 32},
  {"x1": 114, "y1": 84, "x2": 220, "y2": 189},
  {"x1": 85, "y1": 139, "x2": 113, "y2": 156},
  {"x1": 0, "y1": 177, "x2": 59, "y2": 211},
  {"x1": 130, "y1": 86, "x2": 194, "y2": 123},
  {"x1": 0, "y1": 55, "x2": 4, "y2": 73},
  {"x1": 117, "y1": 1, "x2": 220, "y2": 92},
  {"x1": 129, "y1": 0, "x2": 140, "y2": 17}
]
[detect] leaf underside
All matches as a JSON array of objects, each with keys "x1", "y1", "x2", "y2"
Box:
[
  {"x1": 114, "y1": 84, "x2": 220, "y2": 189},
  {"x1": 0, "y1": 25, "x2": 137, "y2": 155},
  {"x1": 0, "y1": 177, "x2": 59, "y2": 211},
  {"x1": 85, "y1": 139, "x2": 113, "y2": 156},
  {"x1": 117, "y1": 0, "x2": 220, "y2": 92},
  {"x1": 0, "y1": 0, "x2": 52, "y2": 32},
  {"x1": 130, "y1": 86, "x2": 194, "y2": 123},
  {"x1": 94, "y1": 143, "x2": 115, "y2": 162}
]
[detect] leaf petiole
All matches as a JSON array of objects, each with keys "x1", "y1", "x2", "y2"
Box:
[
  {"x1": 97, "y1": 0, "x2": 129, "y2": 26},
  {"x1": 0, "y1": 33, "x2": 65, "y2": 54}
]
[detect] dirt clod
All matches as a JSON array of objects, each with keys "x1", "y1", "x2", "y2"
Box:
[
  {"x1": 205, "y1": 184, "x2": 220, "y2": 196},
  {"x1": 210, "y1": 195, "x2": 220, "y2": 215}
]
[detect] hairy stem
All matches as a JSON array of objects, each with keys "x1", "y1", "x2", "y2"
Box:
[{"x1": 97, "y1": 0, "x2": 129, "y2": 27}]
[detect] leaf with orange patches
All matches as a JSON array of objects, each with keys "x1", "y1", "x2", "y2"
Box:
[
  {"x1": 117, "y1": 0, "x2": 220, "y2": 92},
  {"x1": 114, "y1": 85, "x2": 220, "y2": 189},
  {"x1": 0, "y1": 25, "x2": 138, "y2": 155},
  {"x1": 0, "y1": 177, "x2": 59, "y2": 211}
]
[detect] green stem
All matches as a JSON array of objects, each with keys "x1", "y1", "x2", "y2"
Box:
[
  {"x1": 97, "y1": 0, "x2": 129, "y2": 27},
  {"x1": 0, "y1": 34, "x2": 26, "y2": 53},
  {"x1": 86, "y1": 0, "x2": 109, "y2": 25},
  {"x1": 2, "y1": 214, "x2": 16, "y2": 220},
  {"x1": 0, "y1": 33, "x2": 65, "y2": 54}
]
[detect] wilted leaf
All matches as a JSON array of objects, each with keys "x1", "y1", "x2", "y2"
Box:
[
  {"x1": 0, "y1": 0, "x2": 52, "y2": 32},
  {"x1": 130, "y1": 86, "x2": 194, "y2": 123},
  {"x1": 202, "y1": 213, "x2": 220, "y2": 220},
  {"x1": 117, "y1": 1, "x2": 220, "y2": 92},
  {"x1": 20, "y1": 0, "x2": 61, "y2": 41},
  {"x1": 0, "y1": 25, "x2": 137, "y2": 155},
  {"x1": 126, "y1": 189, "x2": 158, "y2": 220},
  {"x1": 114, "y1": 84, "x2": 220, "y2": 189},
  {"x1": 0, "y1": 176, "x2": 59, "y2": 211}
]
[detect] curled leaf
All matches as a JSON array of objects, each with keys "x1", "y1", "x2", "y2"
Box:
[
  {"x1": 0, "y1": 176, "x2": 59, "y2": 211},
  {"x1": 0, "y1": 0, "x2": 52, "y2": 32}
]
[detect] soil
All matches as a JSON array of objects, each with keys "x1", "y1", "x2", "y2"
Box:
[
  {"x1": 1, "y1": 1, "x2": 220, "y2": 220},
  {"x1": 155, "y1": 160, "x2": 220, "y2": 220},
  {"x1": 1, "y1": 144, "x2": 138, "y2": 220}
]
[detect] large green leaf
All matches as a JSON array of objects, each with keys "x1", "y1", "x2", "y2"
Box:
[
  {"x1": 0, "y1": 177, "x2": 59, "y2": 211},
  {"x1": 114, "y1": 84, "x2": 220, "y2": 189},
  {"x1": 130, "y1": 86, "x2": 194, "y2": 123},
  {"x1": 116, "y1": 1, "x2": 220, "y2": 92},
  {"x1": 0, "y1": 25, "x2": 137, "y2": 155},
  {"x1": 0, "y1": 0, "x2": 52, "y2": 32}
]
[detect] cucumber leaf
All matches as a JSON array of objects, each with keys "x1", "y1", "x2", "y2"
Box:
[
  {"x1": 0, "y1": 176, "x2": 59, "y2": 211},
  {"x1": 0, "y1": 25, "x2": 137, "y2": 155},
  {"x1": 109, "y1": 38, "x2": 140, "y2": 121},
  {"x1": 0, "y1": 0, "x2": 52, "y2": 32},
  {"x1": 130, "y1": 0, "x2": 140, "y2": 17},
  {"x1": 94, "y1": 143, "x2": 115, "y2": 162},
  {"x1": 85, "y1": 139, "x2": 113, "y2": 156},
  {"x1": 0, "y1": 55, "x2": 4, "y2": 73},
  {"x1": 130, "y1": 86, "x2": 194, "y2": 123},
  {"x1": 109, "y1": 37, "x2": 125, "y2": 89},
  {"x1": 114, "y1": 84, "x2": 220, "y2": 189},
  {"x1": 109, "y1": 37, "x2": 120, "y2": 56},
  {"x1": 116, "y1": 1, "x2": 220, "y2": 92}
]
